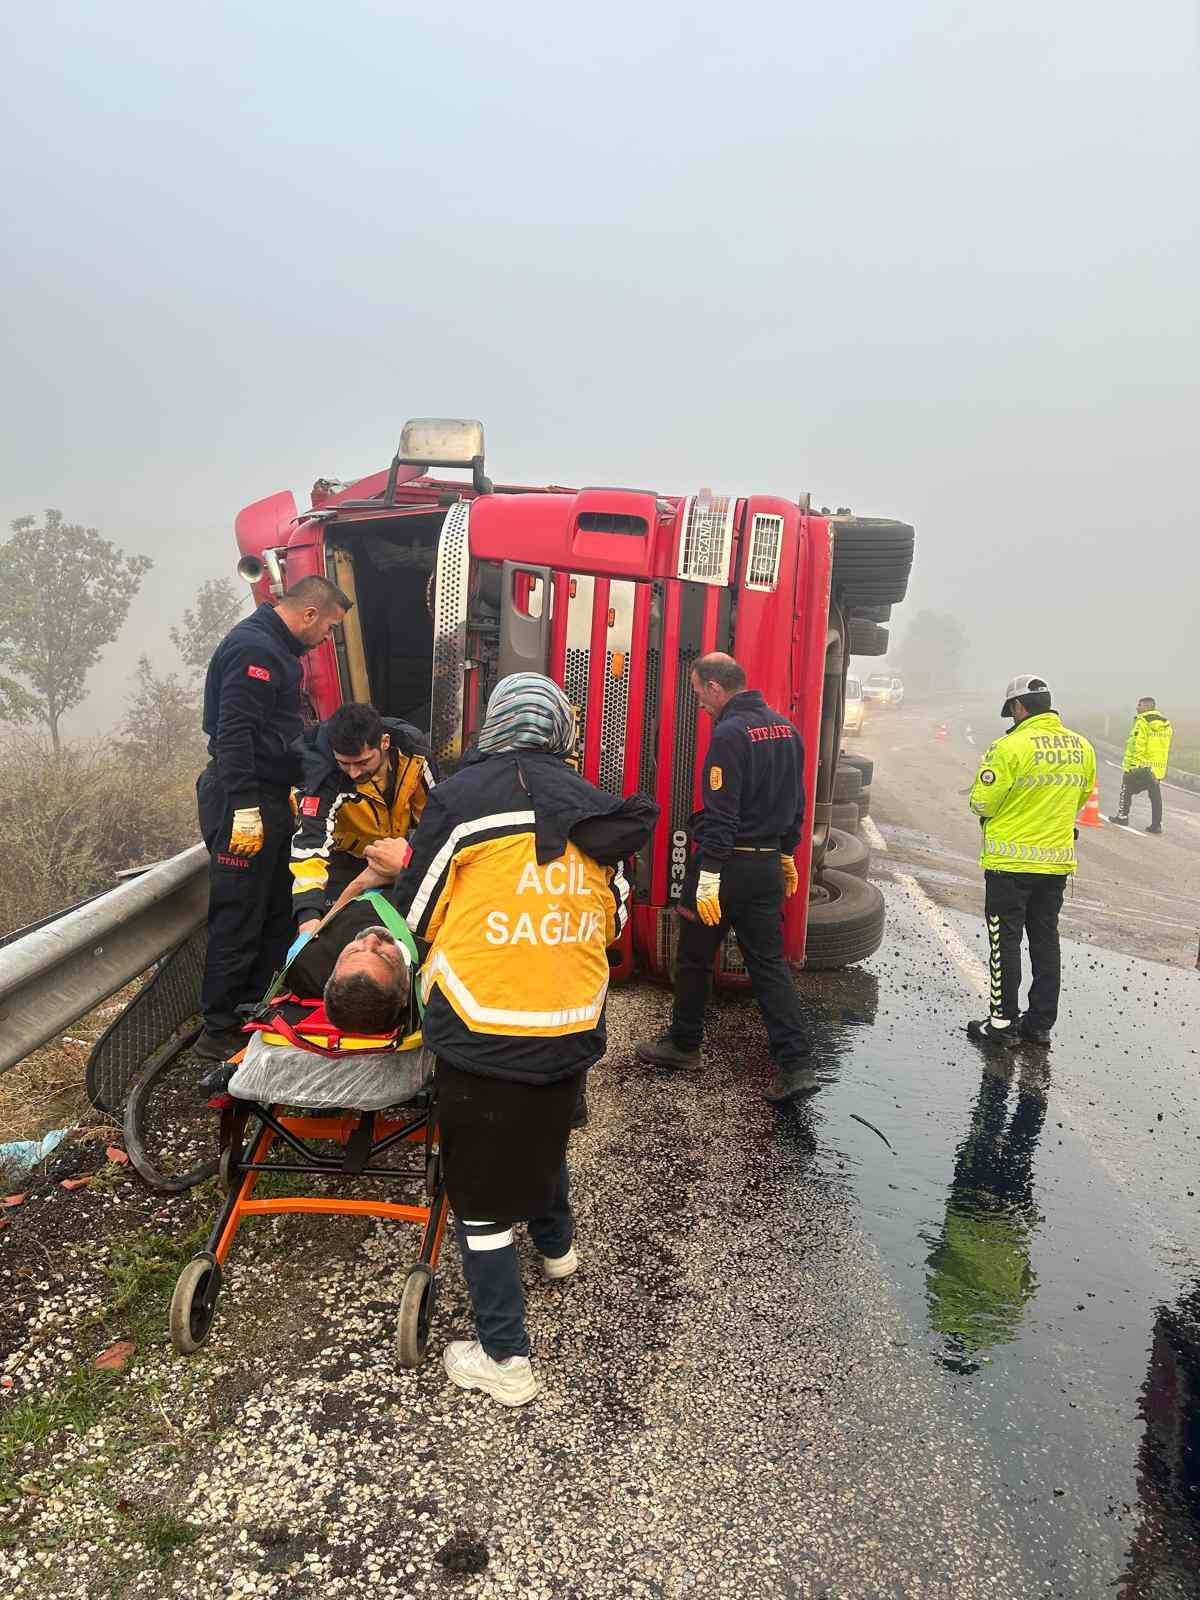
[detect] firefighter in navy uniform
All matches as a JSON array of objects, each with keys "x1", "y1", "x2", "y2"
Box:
[
  {"x1": 195, "y1": 575, "x2": 351, "y2": 1061},
  {"x1": 966, "y1": 673, "x2": 1096, "y2": 1049},
  {"x1": 635, "y1": 652, "x2": 815, "y2": 1102}
]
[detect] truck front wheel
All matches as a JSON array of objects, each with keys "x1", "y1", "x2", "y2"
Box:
[{"x1": 804, "y1": 869, "x2": 885, "y2": 969}]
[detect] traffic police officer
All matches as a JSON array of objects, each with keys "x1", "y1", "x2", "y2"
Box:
[
  {"x1": 196, "y1": 575, "x2": 351, "y2": 1060},
  {"x1": 1110, "y1": 695, "x2": 1174, "y2": 834},
  {"x1": 635, "y1": 652, "x2": 815, "y2": 1102},
  {"x1": 967, "y1": 673, "x2": 1096, "y2": 1049}
]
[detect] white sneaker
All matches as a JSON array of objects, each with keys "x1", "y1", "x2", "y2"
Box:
[
  {"x1": 442, "y1": 1340, "x2": 539, "y2": 1406},
  {"x1": 540, "y1": 1244, "x2": 579, "y2": 1281}
]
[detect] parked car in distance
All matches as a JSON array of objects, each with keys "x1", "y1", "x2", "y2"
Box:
[
  {"x1": 844, "y1": 674, "x2": 865, "y2": 733},
  {"x1": 864, "y1": 673, "x2": 904, "y2": 707}
]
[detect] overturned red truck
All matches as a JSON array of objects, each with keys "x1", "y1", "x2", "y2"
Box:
[{"x1": 234, "y1": 420, "x2": 913, "y2": 983}]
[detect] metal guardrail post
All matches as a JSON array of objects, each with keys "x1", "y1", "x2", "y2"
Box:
[{"x1": 0, "y1": 845, "x2": 209, "y2": 1075}]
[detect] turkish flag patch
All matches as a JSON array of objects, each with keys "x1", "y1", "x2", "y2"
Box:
[
  {"x1": 246, "y1": 664, "x2": 271, "y2": 681},
  {"x1": 300, "y1": 795, "x2": 321, "y2": 817}
]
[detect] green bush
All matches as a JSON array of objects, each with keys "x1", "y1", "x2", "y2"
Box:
[{"x1": 0, "y1": 735, "x2": 201, "y2": 936}]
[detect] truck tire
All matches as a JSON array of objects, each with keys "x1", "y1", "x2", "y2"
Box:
[
  {"x1": 832, "y1": 800, "x2": 860, "y2": 832},
  {"x1": 832, "y1": 766, "x2": 863, "y2": 802},
  {"x1": 848, "y1": 620, "x2": 888, "y2": 657},
  {"x1": 804, "y1": 869, "x2": 886, "y2": 969},
  {"x1": 857, "y1": 786, "x2": 871, "y2": 819},
  {"x1": 849, "y1": 604, "x2": 891, "y2": 623},
  {"x1": 839, "y1": 752, "x2": 874, "y2": 787},
  {"x1": 824, "y1": 826, "x2": 870, "y2": 879},
  {"x1": 830, "y1": 517, "x2": 915, "y2": 607}
]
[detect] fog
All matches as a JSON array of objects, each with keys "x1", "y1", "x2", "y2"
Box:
[{"x1": 1, "y1": 0, "x2": 1196, "y2": 735}]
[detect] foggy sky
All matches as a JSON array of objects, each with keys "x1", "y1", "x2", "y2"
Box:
[{"x1": 1, "y1": 0, "x2": 1197, "y2": 735}]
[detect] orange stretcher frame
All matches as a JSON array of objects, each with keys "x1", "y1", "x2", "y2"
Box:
[{"x1": 168, "y1": 1050, "x2": 449, "y2": 1366}]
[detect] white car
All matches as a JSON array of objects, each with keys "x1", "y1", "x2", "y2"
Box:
[
  {"x1": 864, "y1": 673, "x2": 904, "y2": 708},
  {"x1": 844, "y1": 675, "x2": 865, "y2": 733}
]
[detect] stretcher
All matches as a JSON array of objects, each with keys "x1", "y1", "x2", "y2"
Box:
[{"x1": 169, "y1": 897, "x2": 448, "y2": 1368}]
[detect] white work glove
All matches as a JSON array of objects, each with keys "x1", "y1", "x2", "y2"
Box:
[
  {"x1": 780, "y1": 853, "x2": 799, "y2": 898},
  {"x1": 695, "y1": 869, "x2": 723, "y2": 927},
  {"x1": 228, "y1": 806, "x2": 264, "y2": 857}
]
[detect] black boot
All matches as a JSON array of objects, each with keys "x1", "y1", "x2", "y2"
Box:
[
  {"x1": 763, "y1": 1064, "x2": 828, "y2": 1103},
  {"x1": 1146, "y1": 824, "x2": 1163, "y2": 835},
  {"x1": 634, "y1": 1032, "x2": 701, "y2": 1070},
  {"x1": 194, "y1": 1026, "x2": 247, "y2": 1062},
  {"x1": 966, "y1": 1018, "x2": 1020, "y2": 1050},
  {"x1": 1019, "y1": 1017, "x2": 1052, "y2": 1046}
]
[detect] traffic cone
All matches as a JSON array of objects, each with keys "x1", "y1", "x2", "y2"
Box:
[{"x1": 1078, "y1": 780, "x2": 1102, "y2": 829}]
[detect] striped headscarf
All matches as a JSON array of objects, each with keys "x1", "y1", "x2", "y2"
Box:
[{"x1": 477, "y1": 672, "x2": 576, "y2": 757}]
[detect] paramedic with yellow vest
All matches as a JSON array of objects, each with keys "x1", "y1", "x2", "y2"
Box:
[
  {"x1": 966, "y1": 675, "x2": 1096, "y2": 1049},
  {"x1": 390, "y1": 672, "x2": 657, "y2": 1407},
  {"x1": 290, "y1": 702, "x2": 436, "y2": 934},
  {"x1": 1110, "y1": 696, "x2": 1173, "y2": 834}
]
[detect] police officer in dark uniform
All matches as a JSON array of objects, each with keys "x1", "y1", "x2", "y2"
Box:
[
  {"x1": 635, "y1": 652, "x2": 815, "y2": 1102},
  {"x1": 195, "y1": 575, "x2": 351, "y2": 1059}
]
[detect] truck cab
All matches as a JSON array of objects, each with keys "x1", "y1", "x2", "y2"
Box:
[{"x1": 234, "y1": 420, "x2": 913, "y2": 981}]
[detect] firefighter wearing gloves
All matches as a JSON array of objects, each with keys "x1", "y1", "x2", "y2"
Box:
[
  {"x1": 967, "y1": 674, "x2": 1096, "y2": 1049},
  {"x1": 290, "y1": 701, "x2": 436, "y2": 934},
  {"x1": 1110, "y1": 696, "x2": 1173, "y2": 834},
  {"x1": 196, "y1": 576, "x2": 351, "y2": 1061},
  {"x1": 635, "y1": 653, "x2": 815, "y2": 1102},
  {"x1": 391, "y1": 672, "x2": 657, "y2": 1407}
]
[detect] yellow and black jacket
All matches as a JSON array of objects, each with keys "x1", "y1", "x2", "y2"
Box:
[
  {"x1": 392, "y1": 749, "x2": 658, "y2": 1083},
  {"x1": 290, "y1": 717, "x2": 436, "y2": 925}
]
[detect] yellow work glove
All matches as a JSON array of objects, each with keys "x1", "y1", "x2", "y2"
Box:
[
  {"x1": 781, "y1": 853, "x2": 799, "y2": 898},
  {"x1": 695, "y1": 869, "x2": 723, "y2": 927},
  {"x1": 228, "y1": 806, "x2": 264, "y2": 857}
]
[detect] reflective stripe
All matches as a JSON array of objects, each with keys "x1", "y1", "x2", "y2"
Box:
[
  {"x1": 407, "y1": 809, "x2": 537, "y2": 928},
  {"x1": 462, "y1": 1227, "x2": 515, "y2": 1252},
  {"x1": 291, "y1": 790, "x2": 351, "y2": 863},
  {"x1": 612, "y1": 863, "x2": 630, "y2": 934},
  {"x1": 423, "y1": 949, "x2": 608, "y2": 1030}
]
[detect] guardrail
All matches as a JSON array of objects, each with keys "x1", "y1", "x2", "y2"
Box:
[{"x1": 0, "y1": 845, "x2": 209, "y2": 1075}]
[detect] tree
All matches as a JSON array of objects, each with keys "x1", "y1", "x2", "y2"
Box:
[
  {"x1": 895, "y1": 609, "x2": 969, "y2": 697},
  {"x1": 170, "y1": 576, "x2": 245, "y2": 678},
  {"x1": 0, "y1": 511, "x2": 152, "y2": 751},
  {"x1": 120, "y1": 655, "x2": 207, "y2": 766}
]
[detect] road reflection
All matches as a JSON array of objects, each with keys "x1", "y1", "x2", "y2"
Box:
[
  {"x1": 1119, "y1": 1280, "x2": 1200, "y2": 1599},
  {"x1": 924, "y1": 1059, "x2": 1047, "y2": 1374}
]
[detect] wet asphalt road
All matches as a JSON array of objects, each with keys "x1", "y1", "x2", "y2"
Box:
[
  {"x1": 96, "y1": 853, "x2": 1198, "y2": 1600},
  {"x1": 852, "y1": 696, "x2": 1200, "y2": 969}
]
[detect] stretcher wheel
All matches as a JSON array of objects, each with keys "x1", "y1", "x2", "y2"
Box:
[
  {"x1": 395, "y1": 1264, "x2": 436, "y2": 1369},
  {"x1": 218, "y1": 1145, "x2": 239, "y2": 1195},
  {"x1": 169, "y1": 1253, "x2": 223, "y2": 1355}
]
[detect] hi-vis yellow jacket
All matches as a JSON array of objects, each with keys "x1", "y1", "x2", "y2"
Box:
[
  {"x1": 290, "y1": 717, "x2": 435, "y2": 924},
  {"x1": 969, "y1": 712, "x2": 1096, "y2": 875},
  {"x1": 1122, "y1": 711, "x2": 1173, "y2": 780},
  {"x1": 395, "y1": 749, "x2": 658, "y2": 1083}
]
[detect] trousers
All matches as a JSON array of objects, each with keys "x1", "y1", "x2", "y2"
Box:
[
  {"x1": 453, "y1": 1162, "x2": 574, "y2": 1359},
  {"x1": 984, "y1": 870, "x2": 1067, "y2": 1031},
  {"x1": 670, "y1": 850, "x2": 811, "y2": 1067},
  {"x1": 1118, "y1": 766, "x2": 1162, "y2": 828},
  {"x1": 197, "y1": 766, "x2": 295, "y2": 1032}
]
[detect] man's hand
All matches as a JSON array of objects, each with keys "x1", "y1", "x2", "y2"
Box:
[
  {"x1": 780, "y1": 853, "x2": 799, "y2": 898},
  {"x1": 695, "y1": 869, "x2": 722, "y2": 927},
  {"x1": 228, "y1": 806, "x2": 263, "y2": 857},
  {"x1": 364, "y1": 837, "x2": 413, "y2": 879},
  {"x1": 298, "y1": 918, "x2": 320, "y2": 936}
]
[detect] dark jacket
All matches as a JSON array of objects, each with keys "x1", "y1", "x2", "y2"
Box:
[
  {"x1": 693, "y1": 689, "x2": 805, "y2": 869},
  {"x1": 392, "y1": 748, "x2": 659, "y2": 1084},
  {"x1": 290, "y1": 717, "x2": 437, "y2": 925},
  {"x1": 203, "y1": 603, "x2": 306, "y2": 803}
]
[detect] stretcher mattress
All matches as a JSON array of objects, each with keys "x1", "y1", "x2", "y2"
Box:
[{"x1": 227, "y1": 1029, "x2": 434, "y2": 1111}]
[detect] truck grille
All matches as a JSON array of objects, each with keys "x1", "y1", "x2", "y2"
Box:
[
  {"x1": 677, "y1": 495, "x2": 735, "y2": 585},
  {"x1": 563, "y1": 574, "x2": 594, "y2": 762},
  {"x1": 598, "y1": 580, "x2": 635, "y2": 794},
  {"x1": 430, "y1": 500, "x2": 472, "y2": 770},
  {"x1": 745, "y1": 512, "x2": 784, "y2": 591}
]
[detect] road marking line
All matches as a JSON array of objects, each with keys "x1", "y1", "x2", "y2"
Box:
[
  {"x1": 861, "y1": 816, "x2": 888, "y2": 853},
  {"x1": 891, "y1": 871, "x2": 987, "y2": 1001}
]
